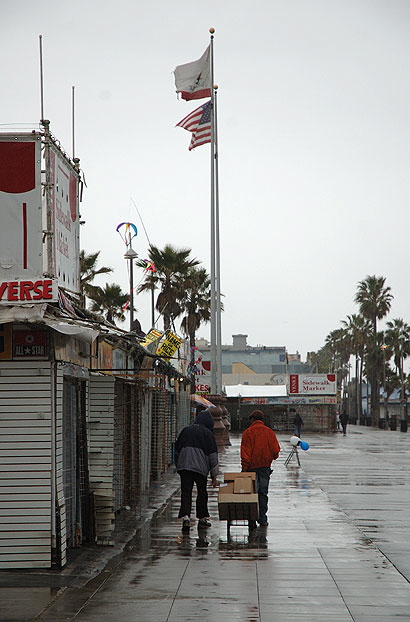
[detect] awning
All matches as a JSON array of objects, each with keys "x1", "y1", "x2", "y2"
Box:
[
  {"x1": 0, "y1": 304, "x2": 99, "y2": 343},
  {"x1": 224, "y1": 384, "x2": 288, "y2": 398},
  {"x1": 0, "y1": 303, "x2": 47, "y2": 323},
  {"x1": 45, "y1": 320, "x2": 99, "y2": 344}
]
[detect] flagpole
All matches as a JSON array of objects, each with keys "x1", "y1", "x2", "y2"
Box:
[
  {"x1": 214, "y1": 84, "x2": 222, "y2": 395},
  {"x1": 209, "y1": 27, "x2": 217, "y2": 395}
]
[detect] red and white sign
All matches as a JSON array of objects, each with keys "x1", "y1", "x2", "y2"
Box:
[
  {"x1": 0, "y1": 278, "x2": 58, "y2": 303},
  {"x1": 0, "y1": 133, "x2": 80, "y2": 297},
  {"x1": 49, "y1": 144, "x2": 80, "y2": 293},
  {"x1": 195, "y1": 351, "x2": 211, "y2": 394},
  {"x1": 289, "y1": 374, "x2": 337, "y2": 395},
  {"x1": 0, "y1": 135, "x2": 43, "y2": 281}
]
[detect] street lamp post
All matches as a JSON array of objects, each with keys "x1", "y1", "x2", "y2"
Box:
[{"x1": 124, "y1": 245, "x2": 138, "y2": 331}]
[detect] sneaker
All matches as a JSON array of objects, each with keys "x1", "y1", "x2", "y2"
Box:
[
  {"x1": 198, "y1": 518, "x2": 211, "y2": 528},
  {"x1": 182, "y1": 518, "x2": 190, "y2": 532}
]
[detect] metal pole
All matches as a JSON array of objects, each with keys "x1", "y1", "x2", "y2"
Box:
[
  {"x1": 151, "y1": 285, "x2": 155, "y2": 327},
  {"x1": 209, "y1": 28, "x2": 217, "y2": 394},
  {"x1": 214, "y1": 85, "x2": 222, "y2": 395},
  {"x1": 42, "y1": 120, "x2": 54, "y2": 276},
  {"x1": 72, "y1": 85, "x2": 75, "y2": 159},
  {"x1": 130, "y1": 255, "x2": 134, "y2": 329},
  {"x1": 39, "y1": 35, "x2": 45, "y2": 121},
  {"x1": 124, "y1": 245, "x2": 138, "y2": 331}
]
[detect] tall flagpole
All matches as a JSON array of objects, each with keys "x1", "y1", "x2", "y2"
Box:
[
  {"x1": 209, "y1": 28, "x2": 217, "y2": 394},
  {"x1": 214, "y1": 85, "x2": 222, "y2": 395}
]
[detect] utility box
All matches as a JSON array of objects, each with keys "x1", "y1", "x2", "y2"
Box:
[{"x1": 218, "y1": 472, "x2": 258, "y2": 521}]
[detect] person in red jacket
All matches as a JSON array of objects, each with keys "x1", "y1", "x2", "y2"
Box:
[{"x1": 241, "y1": 410, "x2": 280, "y2": 528}]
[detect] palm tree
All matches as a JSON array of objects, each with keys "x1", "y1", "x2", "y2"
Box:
[
  {"x1": 341, "y1": 314, "x2": 371, "y2": 419},
  {"x1": 354, "y1": 275, "x2": 393, "y2": 425},
  {"x1": 179, "y1": 267, "x2": 211, "y2": 387},
  {"x1": 79, "y1": 250, "x2": 112, "y2": 309},
  {"x1": 354, "y1": 275, "x2": 393, "y2": 334},
  {"x1": 306, "y1": 348, "x2": 334, "y2": 373},
  {"x1": 89, "y1": 283, "x2": 129, "y2": 325},
  {"x1": 137, "y1": 244, "x2": 200, "y2": 332},
  {"x1": 324, "y1": 327, "x2": 351, "y2": 407},
  {"x1": 325, "y1": 327, "x2": 350, "y2": 371},
  {"x1": 385, "y1": 318, "x2": 410, "y2": 420}
]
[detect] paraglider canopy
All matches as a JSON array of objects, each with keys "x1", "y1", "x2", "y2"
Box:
[{"x1": 116, "y1": 222, "x2": 138, "y2": 246}]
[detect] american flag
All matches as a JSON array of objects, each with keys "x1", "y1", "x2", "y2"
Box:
[{"x1": 176, "y1": 100, "x2": 212, "y2": 151}]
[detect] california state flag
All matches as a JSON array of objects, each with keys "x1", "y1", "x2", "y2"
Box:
[{"x1": 174, "y1": 46, "x2": 211, "y2": 101}]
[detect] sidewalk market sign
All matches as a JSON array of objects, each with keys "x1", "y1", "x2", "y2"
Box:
[{"x1": 289, "y1": 374, "x2": 337, "y2": 395}]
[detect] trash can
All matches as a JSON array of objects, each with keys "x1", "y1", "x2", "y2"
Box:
[
  {"x1": 389, "y1": 416, "x2": 397, "y2": 431},
  {"x1": 400, "y1": 419, "x2": 408, "y2": 433}
]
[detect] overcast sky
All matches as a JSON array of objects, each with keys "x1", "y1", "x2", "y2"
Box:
[{"x1": 3, "y1": 1, "x2": 410, "y2": 358}]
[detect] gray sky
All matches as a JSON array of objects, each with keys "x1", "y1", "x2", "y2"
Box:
[{"x1": 3, "y1": 1, "x2": 410, "y2": 358}]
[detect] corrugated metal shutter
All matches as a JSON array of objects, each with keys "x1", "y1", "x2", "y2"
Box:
[
  {"x1": 113, "y1": 380, "x2": 125, "y2": 512},
  {"x1": 0, "y1": 361, "x2": 52, "y2": 569},
  {"x1": 138, "y1": 386, "x2": 151, "y2": 492},
  {"x1": 151, "y1": 389, "x2": 169, "y2": 480},
  {"x1": 88, "y1": 374, "x2": 115, "y2": 541},
  {"x1": 62, "y1": 380, "x2": 78, "y2": 547},
  {"x1": 61, "y1": 377, "x2": 91, "y2": 550}
]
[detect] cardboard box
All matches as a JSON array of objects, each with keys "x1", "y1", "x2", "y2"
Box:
[
  {"x1": 224, "y1": 472, "x2": 256, "y2": 483},
  {"x1": 233, "y1": 478, "x2": 253, "y2": 494},
  {"x1": 218, "y1": 472, "x2": 258, "y2": 521}
]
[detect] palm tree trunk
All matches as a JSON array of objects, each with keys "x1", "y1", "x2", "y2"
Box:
[
  {"x1": 355, "y1": 356, "x2": 360, "y2": 421},
  {"x1": 371, "y1": 378, "x2": 379, "y2": 427},
  {"x1": 359, "y1": 355, "x2": 363, "y2": 419},
  {"x1": 189, "y1": 331, "x2": 196, "y2": 394}
]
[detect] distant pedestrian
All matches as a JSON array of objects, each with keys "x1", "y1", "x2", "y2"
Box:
[
  {"x1": 335, "y1": 412, "x2": 341, "y2": 432},
  {"x1": 175, "y1": 409, "x2": 219, "y2": 532},
  {"x1": 292, "y1": 411, "x2": 304, "y2": 437},
  {"x1": 340, "y1": 411, "x2": 349, "y2": 436},
  {"x1": 241, "y1": 410, "x2": 280, "y2": 528}
]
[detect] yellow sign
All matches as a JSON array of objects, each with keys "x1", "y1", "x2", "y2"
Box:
[
  {"x1": 140, "y1": 328, "x2": 163, "y2": 352},
  {"x1": 156, "y1": 331, "x2": 183, "y2": 358}
]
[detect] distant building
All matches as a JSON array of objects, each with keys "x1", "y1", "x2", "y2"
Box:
[{"x1": 195, "y1": 334, "x2": 315, "y2": 388}]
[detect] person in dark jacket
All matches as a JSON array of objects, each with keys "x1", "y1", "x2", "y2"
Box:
[
  {"x1": 292, "y1": 411, "x2": 304, "y2": 437},
  {"x1": 340, "y1": 410, "x2": 349, "y2": 436},
  {"x1": 175, "y1": 409, "x2": 219, "y2": 532}
]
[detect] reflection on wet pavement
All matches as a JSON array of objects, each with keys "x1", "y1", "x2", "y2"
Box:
[{"x1": 32, "y1": 429, "x2": 410, "y2": 621}]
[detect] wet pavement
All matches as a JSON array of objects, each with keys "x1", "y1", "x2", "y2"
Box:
[{"x1": 1, "y1": 426, "x2": 410, "y2": 621}]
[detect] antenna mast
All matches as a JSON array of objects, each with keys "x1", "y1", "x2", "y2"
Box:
[{"x1": 39, "y1": 35, "x2": 45, "y2": 121}]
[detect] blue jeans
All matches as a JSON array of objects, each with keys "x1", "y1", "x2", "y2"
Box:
[{"x1": 254, "y1": 467, "x2": 271, "y2": 524}]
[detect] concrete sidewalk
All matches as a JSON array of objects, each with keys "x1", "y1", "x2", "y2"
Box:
[{"x1": 2, "y1": 426, "x2": 410, "y2": 621}]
